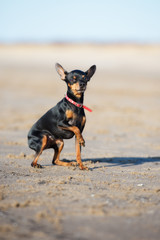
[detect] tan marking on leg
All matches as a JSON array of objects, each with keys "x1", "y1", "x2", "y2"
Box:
[
  {"x1": 57, "y1": 126, "x2": 87, "y2": 169},
  {"x1": 53, "y1": 139, "x2": 73, "y2": 167},
  {"x1": 59, "y1": 126, "x2": 84, "y2": 146},
  {"x1": 31, "y1": 135, "x2": 48, "y2": 168},
  {"x1": 75, "y1": 137, "x2": 88, "y2": 170},
  {"x1": 81, "y1": 116, "x2": 86, "y2": 128}
]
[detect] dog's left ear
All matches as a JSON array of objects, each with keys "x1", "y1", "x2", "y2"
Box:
[{"x1": 85, "y1": 65, "x2": 96, "y2": 80}]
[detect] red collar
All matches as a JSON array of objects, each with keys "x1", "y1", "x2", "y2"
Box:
[{"x1": 65, "y1": 94, "x2": 92, "y2": 112}]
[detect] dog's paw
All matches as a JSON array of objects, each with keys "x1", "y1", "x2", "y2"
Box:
[
  {"x1": 31, "y1": 163, "x2": 43, "y2": 168},
  {"x1": 71, "y1": 162, "x2": 78, "y2": 166},
  {"x1": 79, "y1": 137, "x2": 85, "y2": 147},
  {"x1": 79, "y1": 165, "x2": 89, "y2": 170}
]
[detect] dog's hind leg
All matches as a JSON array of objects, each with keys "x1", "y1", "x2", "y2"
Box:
[
  {"x1": 31, "y1": 135, "x2": 47, "y2": 168},
  {"x1": 52, "y1": 139, "x2": 73, "y2": 167}
]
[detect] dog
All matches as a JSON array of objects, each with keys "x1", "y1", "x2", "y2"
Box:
[{"x1": 28, "y1": 63, "x2": 96, "y2": 170}]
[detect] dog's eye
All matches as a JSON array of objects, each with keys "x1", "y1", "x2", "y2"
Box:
[
  {"x1": 82, "y1": 75, "x2": 86, "y2": 80},
  {"x1": 72, "y1": 76, "x2": 77, "y2": 82}
]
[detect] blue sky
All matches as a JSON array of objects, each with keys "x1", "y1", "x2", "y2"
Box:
[{"x1": 0, "y1": 0, "x2": 160, "y2": 43}]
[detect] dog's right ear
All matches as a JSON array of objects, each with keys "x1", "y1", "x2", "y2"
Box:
[{"x1": 55, "y1": 63, "x2": 68, "y2": 80}]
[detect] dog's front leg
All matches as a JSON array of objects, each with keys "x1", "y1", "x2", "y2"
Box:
[
  {"x1": 75, "y1": 137, "x2": 88, "y2": 170},
  {"x1": 59, "y1": 125, "x2": 87, "y2": 170},
  {"x1": 59, "y1": 125, "x2": 85, "y2": 146}
]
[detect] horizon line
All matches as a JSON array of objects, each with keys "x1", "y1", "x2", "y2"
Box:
[{"x1": 0, "y1": 40, "x2": 160, "y2": 45}]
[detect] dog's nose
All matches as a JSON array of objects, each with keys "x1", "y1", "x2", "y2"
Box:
[{"x1": 80, "y1": 82, "x2": 86, "y2": 88}]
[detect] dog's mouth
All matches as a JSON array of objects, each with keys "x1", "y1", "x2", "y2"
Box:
[
  {"x1": 77, "y1": 87, "x2": 86, "y2": 93},
  {"x1": 77, "y1": 89, "x2": 85, "y2": 93},
  {"x1": 70, "y1": 84, "x2": 87, "y2": 97}
]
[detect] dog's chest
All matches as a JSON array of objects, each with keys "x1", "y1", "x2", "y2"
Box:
[{"x1": 65, "y1": 109, "x2": 86, "y2": 128}]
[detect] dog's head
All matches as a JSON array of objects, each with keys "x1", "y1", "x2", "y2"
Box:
[{"x1": 55, "y1": 63, "x2": 96, "y2": 98}]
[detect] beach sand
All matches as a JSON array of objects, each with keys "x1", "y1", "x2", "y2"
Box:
[{"x1": 0, "y1": 44, "x2": 160, "y2": 240}]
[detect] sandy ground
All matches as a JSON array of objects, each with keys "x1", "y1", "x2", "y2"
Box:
[{"x1": 0, "y1": 44, "x2": 160, "y2": 240}]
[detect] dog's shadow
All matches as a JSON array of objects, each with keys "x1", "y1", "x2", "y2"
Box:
[
  {"x1": 43, "y1": 156, "x2": 160, "y2": 169},
  {"x1": 82, "y1": 156, "x2": 160, "y2": 169}
]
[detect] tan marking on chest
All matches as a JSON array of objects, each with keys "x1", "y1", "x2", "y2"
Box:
[
  {"x1": 81, "y1": 116, "x2": 86, "y2": 127},
  {"x1": 66, "y1": 110, "x2": 77, "y2": 120}
]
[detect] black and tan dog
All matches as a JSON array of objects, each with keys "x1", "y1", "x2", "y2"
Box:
[{"x1": 28, "y1": 63, "x2": 96, "y2": 170}]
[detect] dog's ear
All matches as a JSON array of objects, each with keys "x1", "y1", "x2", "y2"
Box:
[
  {"x1": 55, "y1": 63, "x2": 68, "y2": 80},
  {"x1": 85, "y1": 65, "x2": 96, "y2": 80}
]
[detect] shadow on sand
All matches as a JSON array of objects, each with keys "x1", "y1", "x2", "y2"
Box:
[
  {"x1": 82, "y1": 156, "x2": 160, "y2": 168},
  {"x1": 42, "y1": 156, "x2": 160, "y2": 169}
]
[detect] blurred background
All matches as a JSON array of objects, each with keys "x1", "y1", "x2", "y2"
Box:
[
  {"x1": 0, "y1": 0, "x2": 160, "y2": 43},
  {"x1": 0, "y1": 0, "x2": 160, "y2": 152}
]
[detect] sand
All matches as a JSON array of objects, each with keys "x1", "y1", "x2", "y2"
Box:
[{"x1": 0, "y1": 44, "x2": 160, "y2": 240}]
